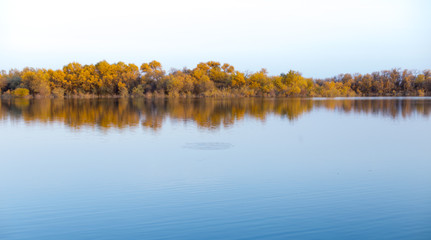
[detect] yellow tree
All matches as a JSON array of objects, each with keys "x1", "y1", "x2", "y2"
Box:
[
  {"x1": 191, "y1": 63, "x2": 217, "y2": 94},
  {"x1": 80, "y1": 64, "x2": 100, "y2": 94},
  {"x1": 63, "y1": 62, "x2": 83, "y2": 94},
  {"x1": 280, "y1": 70, "x2": 308, "y2": 97},
  {"x1": 167, "y1": 70, "x2": 194, "y2": 95},
  {"x1": 117, "y1": 62, "x2": 140, "y2": 91},
  {"x1": 0, "y1": 71, "x2": 6, "y2": 92},
  {"x1": 140, "y1": 60, "x2": 165, "y2": 92},
  {"x1": 231, "y1": 71, "x2": 245, "y2": 88},
  {"x1": 247, "y1": 69, "x2": 274, "y2": 95},
  {"x1": 48, "y1": 69, "x2": 66, "y2": 89},
  {"x1": 21, "y1": 69, "x2": 51, "y2": 96},
  {"x1": 96, "y1": 61, "x2": 119, "y2": 95}
]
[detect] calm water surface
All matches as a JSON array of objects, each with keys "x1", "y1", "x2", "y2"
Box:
[{"x1": 0, "y1": 98, "x2": 430, "y2": 240}]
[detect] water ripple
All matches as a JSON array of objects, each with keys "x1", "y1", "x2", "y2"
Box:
[{"x1": 183, "y1": 142, "x2": 233, "y2": 150}]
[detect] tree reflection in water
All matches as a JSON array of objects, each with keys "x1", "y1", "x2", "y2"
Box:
[{"x1": 1, "y1": 98, "x2": 430, "y2": 131}]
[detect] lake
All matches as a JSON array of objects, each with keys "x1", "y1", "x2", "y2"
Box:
[{"x1": 0, "y1": 97, "x2": 430, "y2": 240}]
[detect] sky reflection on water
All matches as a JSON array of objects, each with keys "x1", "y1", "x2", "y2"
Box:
[{"x1": 0, "y1": 98, "x2": 430, "y2": 240}]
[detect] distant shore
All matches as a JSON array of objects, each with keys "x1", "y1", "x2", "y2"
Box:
[{"x1": 1, "y1": 61, "x2": 430, "y2": 98}]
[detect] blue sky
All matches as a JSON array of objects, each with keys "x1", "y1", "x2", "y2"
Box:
[{"x1": 0, "y1": 0, "x2": 430, "y2": 78}]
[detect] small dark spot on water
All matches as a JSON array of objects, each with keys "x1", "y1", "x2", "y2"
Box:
[{"x1": 183, "y1": 142, "x2": 233, "y2": 150}]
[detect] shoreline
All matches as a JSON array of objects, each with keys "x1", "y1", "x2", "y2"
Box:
[{"x1": 1, "y1": 94, "x2": 431, "y2": 100}]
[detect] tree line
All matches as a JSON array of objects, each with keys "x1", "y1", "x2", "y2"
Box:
[{"x1": 0, "y1": 60, "x2": 430, "y2": 98}]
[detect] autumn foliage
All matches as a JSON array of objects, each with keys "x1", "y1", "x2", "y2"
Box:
[{"x1": 0, "y1": 61, "x2": 430, "y2": 97}]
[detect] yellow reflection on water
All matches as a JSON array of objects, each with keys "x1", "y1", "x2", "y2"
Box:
[{"x1": 0, "y1": 98, "x2": 430, "y2": 130}]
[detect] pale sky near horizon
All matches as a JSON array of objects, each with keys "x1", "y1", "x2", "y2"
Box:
[{"x1": 0, "y1": 0, "x2": 430, "y2": 78}]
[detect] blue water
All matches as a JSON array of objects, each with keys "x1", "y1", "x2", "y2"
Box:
[{"x1": 0, "y1": 98, "x2": 430, "y2": 239}]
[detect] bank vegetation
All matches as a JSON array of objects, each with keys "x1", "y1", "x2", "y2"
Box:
[{"x1": 1, "y1": 61, "x2": 430, "y2": 98}]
